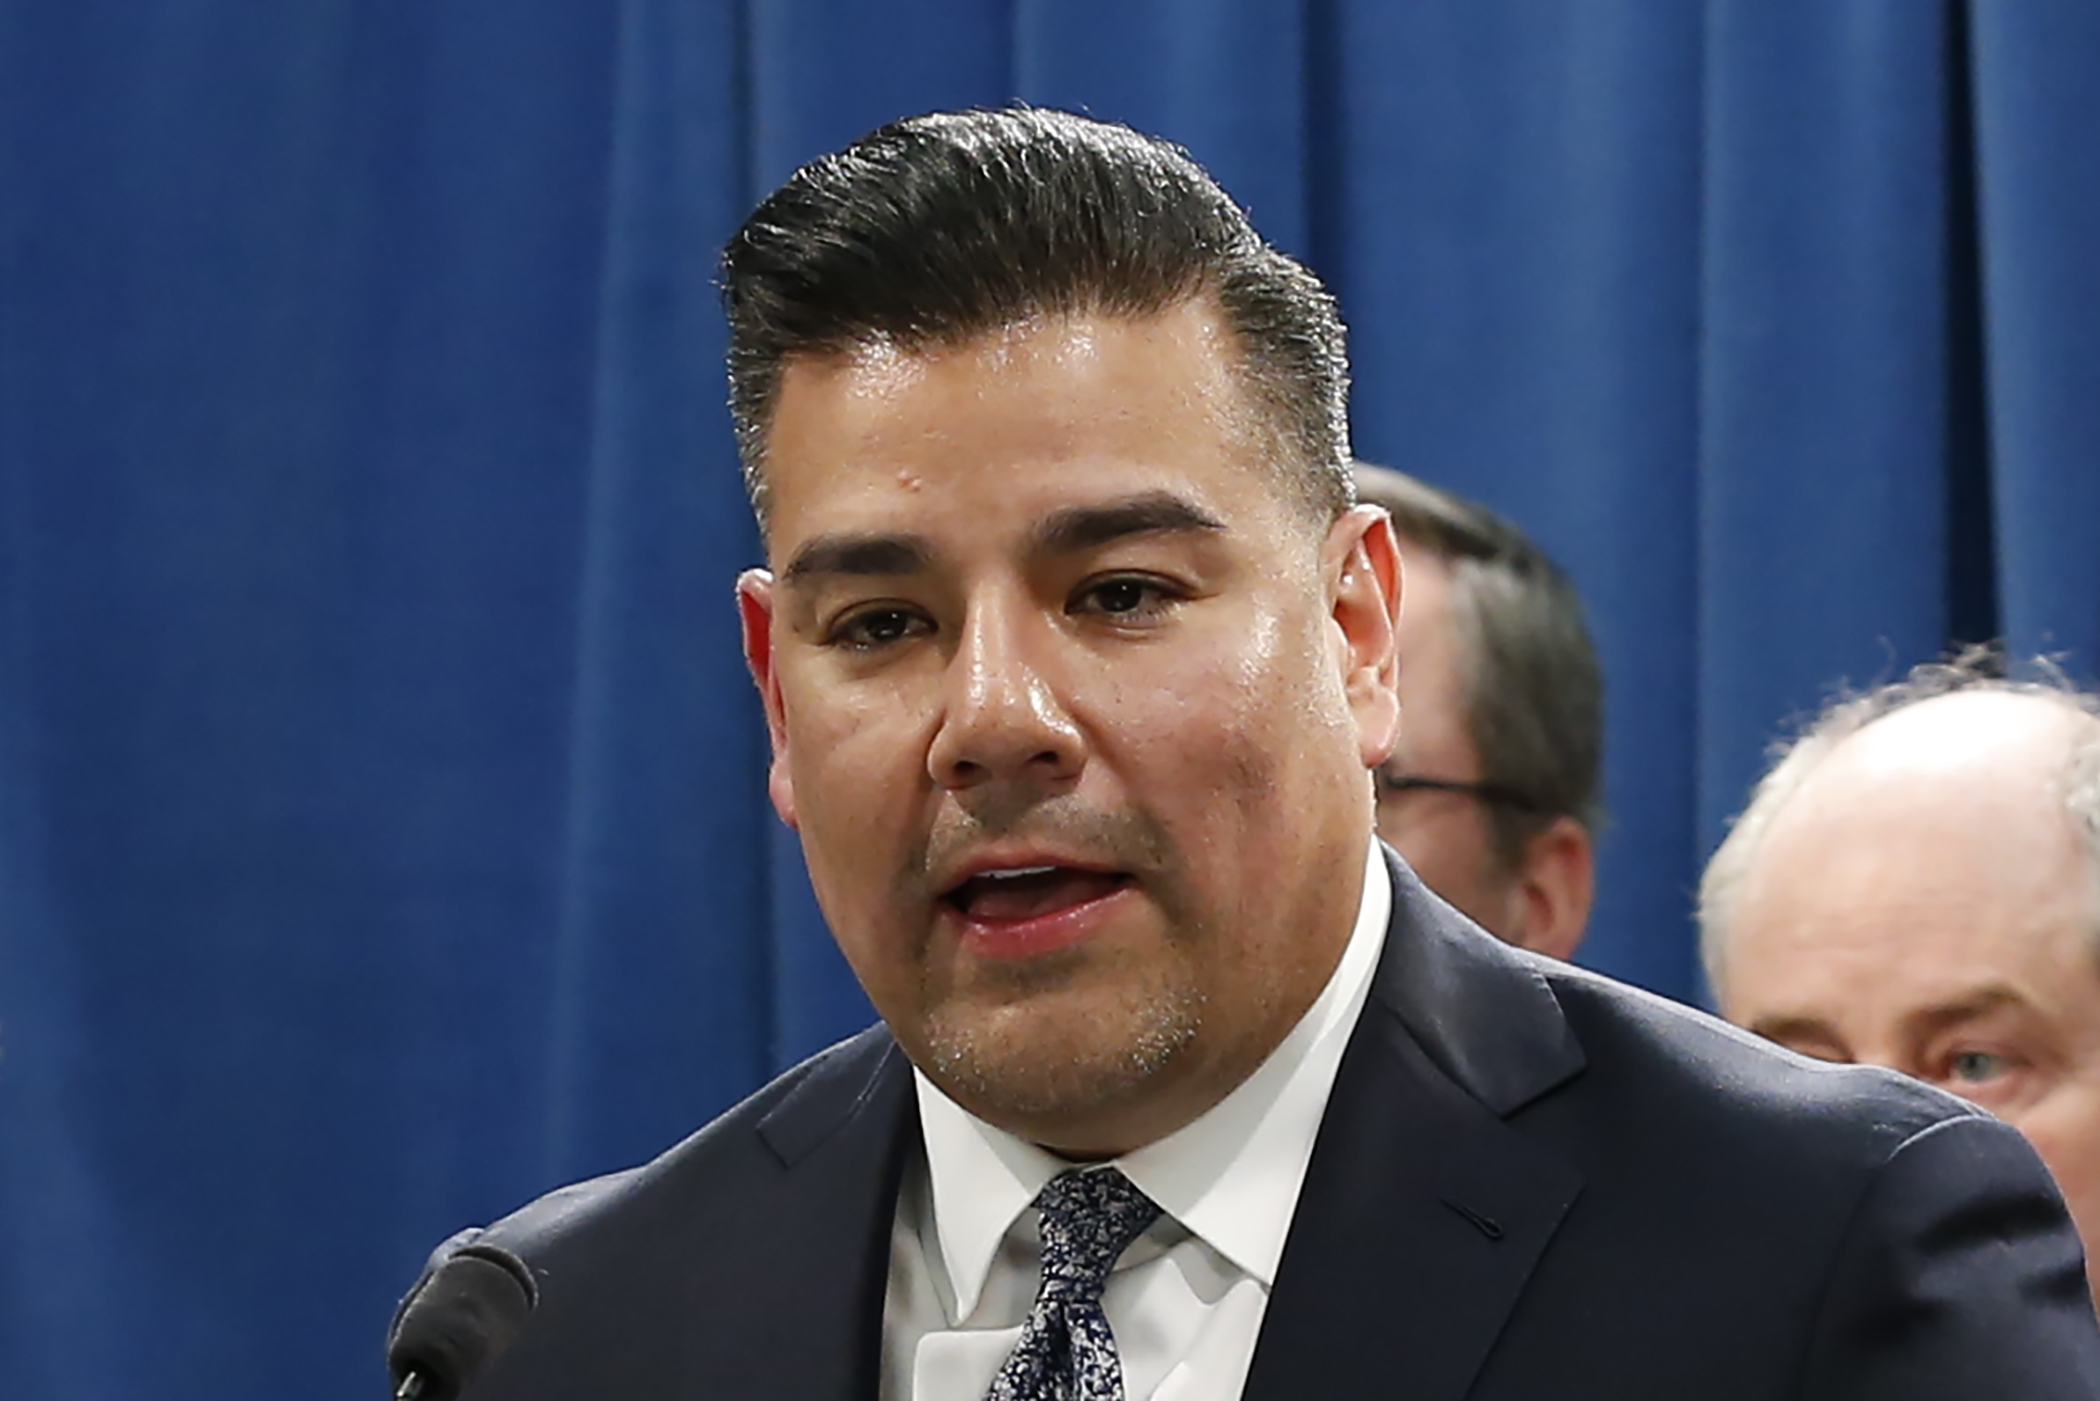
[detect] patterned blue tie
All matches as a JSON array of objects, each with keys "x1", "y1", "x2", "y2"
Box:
[{"x1": 985, "y1": 1168, "x2": 1162, "y2": 1401}]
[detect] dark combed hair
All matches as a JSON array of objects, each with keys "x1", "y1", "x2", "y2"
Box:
[
  {"x1": 1354, "y1": 463, "x2": 1606, "y2": 868},
  {"x1": 721, "y1": 107, "x2": 1352, "y2": 528}
]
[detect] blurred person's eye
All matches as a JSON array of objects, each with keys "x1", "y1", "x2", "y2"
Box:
[
  {"x1": 1925, "y1": 1042, "x2": 2039, "y2": 1112},
  {"x1": 1947, "y1": 1049, "x2": 2011, "y2": 1085}
]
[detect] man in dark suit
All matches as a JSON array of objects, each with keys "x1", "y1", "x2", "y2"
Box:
[{"x1": 394, "y1": 108, "x2": 2100, "y2": 1398}]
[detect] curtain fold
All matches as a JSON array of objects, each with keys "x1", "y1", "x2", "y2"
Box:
[
  {"x1": 1324, "y1": 0, "x2": 1708, "y2": 992},
  {"x1": 1971, "y1": 0, "x2": 2100, "y2": 672},
  {"x1": 1696, "y1": 0, "x2": 1955, "y2": 860},
  {"x1": 2, "y1": 4, "x2": 2095, "y2": 1398},
  {"x1": 539, "y1": 0, "x2": 772, "y2": 1186}
]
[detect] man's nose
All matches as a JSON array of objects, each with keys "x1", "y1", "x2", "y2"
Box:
[{"x1": 926, "y1": 600, "x2": 1085, "y2": 793}]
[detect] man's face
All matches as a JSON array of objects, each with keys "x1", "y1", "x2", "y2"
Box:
[
  {"x1": 739, "y1": 301, "x2": 1400, "y2": 1158},
  {"x1": 1377, "y1": 544, "x2": 1511, "y2": 925},
  {"x1": 1720, "y1": 693, "x2": 2100, "y2": 1282}
]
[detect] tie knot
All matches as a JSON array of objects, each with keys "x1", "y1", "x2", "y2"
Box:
[{"x1": 1031, "y1": 1169, "x2": 1161, "y2": 1301}]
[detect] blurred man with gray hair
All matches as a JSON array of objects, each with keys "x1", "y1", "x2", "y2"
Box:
[
  {"x1": 1702, "y1": 652, "x2": 2100, "y2": 1287},
  {"x1": 1354, "y1": 463, "x2": 1601, "y2": 960}
]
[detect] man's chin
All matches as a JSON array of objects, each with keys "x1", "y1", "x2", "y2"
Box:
[{"x1": 913, "y1": 991, "x2": 1205, "y2": 1147}]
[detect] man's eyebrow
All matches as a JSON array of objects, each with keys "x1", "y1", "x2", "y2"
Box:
[
  {"x1": 1031, "y1": 492, "x2": 1228, "y2": 555},
  {"x1": 1746, "y1": 1013, "x2": 1847, "y2": 1052},
  {"x1": 780, "y1": 533, "x2": 931, "y2": 583},
  {"x1": 1902, "y1": 985, "x2": 2031, "y2": 1040}
]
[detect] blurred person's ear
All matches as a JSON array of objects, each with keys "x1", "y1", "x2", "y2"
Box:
[{"x1": 1506, "y1": 815, "x2": 1593, "y2": 961}]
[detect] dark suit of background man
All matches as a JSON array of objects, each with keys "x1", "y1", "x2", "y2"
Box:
[
  {"x1": 394, "y1": 108, "x2": 2100, "y2": 1399},
  {"x1": 1354, "y1": 463, "x2": 1600, "y2": 961}
]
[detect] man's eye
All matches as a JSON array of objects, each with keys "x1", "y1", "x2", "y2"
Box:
[
  {"x1": 1076, "y1": 576, "x2": 1177, "y2": 621},
  {"x1": 1947, "y1": 1049, "x2": 2011, "y2": 1085},
  {"x1": 832, "y1": 607, "x2": 927, "y2": 650}
]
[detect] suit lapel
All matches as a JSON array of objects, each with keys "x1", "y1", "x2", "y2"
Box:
[
  {"x1": 732, "y1": 853, "x2": 1585, "y2": 1401},
  {"x1": 744, "y1": 1029, "x2": 919, "y2": 1401},
  {"x1": 1241, "y1": 852, "x2": 1586, "y2": 1401}
]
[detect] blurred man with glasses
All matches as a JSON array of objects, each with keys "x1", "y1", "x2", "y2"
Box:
[{"x1": 1356, "y1": 463, "x2": 1600, "y2": 960}]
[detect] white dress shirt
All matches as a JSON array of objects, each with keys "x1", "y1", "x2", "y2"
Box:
[{"x1": 882, "y1": 841, "x2": 1392, "y2": 1401}]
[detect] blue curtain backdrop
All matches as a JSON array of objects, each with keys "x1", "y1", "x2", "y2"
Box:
[{"x1": 3, "y1": 2, "x2": 2097, "y2": 1397}]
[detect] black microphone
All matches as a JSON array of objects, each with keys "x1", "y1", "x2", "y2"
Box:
[{"x1": 386, "y1": 1239, "x2": 539, "y2": 1401}]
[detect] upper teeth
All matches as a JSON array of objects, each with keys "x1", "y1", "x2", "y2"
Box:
[{"x1": 982, "y1": 866, "x2": 1057, "y2": 880}]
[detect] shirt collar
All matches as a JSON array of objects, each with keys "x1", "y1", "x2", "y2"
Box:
[{"x1": 911, "y1": 839, "x2": 1392, "y2": 1320}]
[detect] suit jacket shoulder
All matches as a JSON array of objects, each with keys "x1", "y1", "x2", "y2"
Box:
[
  {"x1": 400, "y1": 1024, "x2": 916, "y2": 1401},
  {"x1": 1538, "y1": 952, "x2": 1985, "y2": 1176},
  {"x1": 1534, "y1": 955, "x2": 2100, "y2": 1398},
  {"x1": 1242, "y1": 852, "x2": 2100, "y2": 1401}
]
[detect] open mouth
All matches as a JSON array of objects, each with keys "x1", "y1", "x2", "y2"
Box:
[{"x1": 943, "y1": 865, "x2": 1135, "y2": 923}]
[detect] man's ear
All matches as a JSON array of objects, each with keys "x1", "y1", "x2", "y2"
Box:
[
  {"x1": 736, "y1": 569, "x2": 798, "y2": 830},
  {"x1": 1324, "y1": 505, "x2": 1403, "y2": 769},
  {"x1": 1507, "y1": 815, "x2": 1594, "y2": 961}
]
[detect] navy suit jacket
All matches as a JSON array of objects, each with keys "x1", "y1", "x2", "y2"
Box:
[{"x1": 400, "y1": 852, "x2": 2100, "y2": 1398}]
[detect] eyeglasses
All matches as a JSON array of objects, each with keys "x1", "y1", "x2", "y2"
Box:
[{"x1": 1376, "y1": 772, "x2": 1544, "y2": 814}]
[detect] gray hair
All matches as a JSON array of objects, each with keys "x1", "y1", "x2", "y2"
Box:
[
  {"x1": 1698, "y1": 648, "x2": 2100, "y2": 1000},
  {"x1": 1353, "y1": 463, "x2": 1605, "y2": 872}
]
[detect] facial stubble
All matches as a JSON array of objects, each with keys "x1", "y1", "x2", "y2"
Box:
[
  {"x1": 921, "y1": 940, "x2": 1210, "y2": 1131},
  {"x1": 906, "y1": 803, "x2": 1214, "y2": 1133}
]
